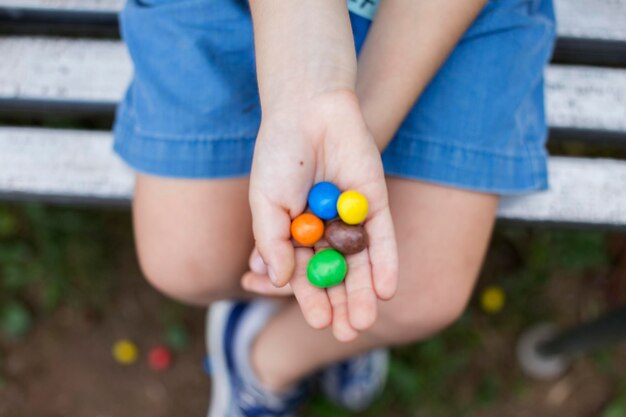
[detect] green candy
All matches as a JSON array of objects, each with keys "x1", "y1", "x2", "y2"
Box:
[
  {"x1": 307, "y1": 249, "x2": 347, "y2": 288},
  {"x1": 166, "y1": 324, "x2": 190, "y2": 351}
]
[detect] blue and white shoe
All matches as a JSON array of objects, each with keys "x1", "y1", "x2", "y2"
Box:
[
  {"x1": 319, "y1": 349, "x2": 389, "y2": 412},
  {"x1": 207, "y1": 300, "x2": 310, "y2": 417}
]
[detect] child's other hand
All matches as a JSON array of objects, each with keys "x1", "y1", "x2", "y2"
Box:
[{"x1": 248, "y1": 90, "x2": 398, "y2": 341}]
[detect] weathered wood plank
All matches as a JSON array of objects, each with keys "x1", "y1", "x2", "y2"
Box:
[
  {"x1": 498, "y1": 157, "x2": 626, "y2": 227},
  {"x1": 555, "y1": 0, "x2": 626, "y2": 42},
  {"x1": 0, "y1": 37, "x2": 129, "y2": 103},
  {"x1": 1, "y1": 37, "x2": 625, "y2": 134},
  {"x1": 1, "y1": 0, "x2": 625, "y2": 42},
  {"x1": 0, "y1": 0, "x2": 124, "y2": 11},
  {"x1": 0, "y1": 127, "x2": 625, "y2": 227},
  {"x1": 0, "y1": 127, "x2": 133, "y2": 202},
  {"x1": 546, "y1": 65, "x2": 626, "y2": 133}
]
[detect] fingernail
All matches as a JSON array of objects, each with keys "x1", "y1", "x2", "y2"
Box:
[
  {"x1": 268, "y1": 267, "x2": 278, "y2": 285},
  {"x1": 250, "y1": 255, "x2": 267, "y2": 274}
]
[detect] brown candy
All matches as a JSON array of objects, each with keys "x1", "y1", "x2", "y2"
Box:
[{"x1": 324, "y1": 220, "x2": 368, "y2": 255}]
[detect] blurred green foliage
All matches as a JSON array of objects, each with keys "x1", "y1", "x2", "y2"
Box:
[
  {"x1": 0, "y1": 203, "x2": 128, "y2": 342},
  {"x1": 602, "y1": 393, "x2": 626, "y2": 417},
  {"x1": 0, "y1": 203, "x2": 620, "y2": 415}
]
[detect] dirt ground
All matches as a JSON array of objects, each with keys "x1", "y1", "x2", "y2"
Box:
[{"x1": 0, "y1": 259, "x2": 211, "y2": 417}]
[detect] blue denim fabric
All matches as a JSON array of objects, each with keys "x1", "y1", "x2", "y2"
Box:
[{"x1": 113, "y1": 0, "x2": 556, "y2": 194}]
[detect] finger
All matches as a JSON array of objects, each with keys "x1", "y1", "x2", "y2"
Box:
[
  {"x1": 241, "y1": 272, "x2": 293, "y2": 296},
  {"x1": 345, "y1": 250, "x2": 377, "y2": 331},
  {"x1": 327, "y1": 284, "x2": 359, "y2": 342},
  {"x1": 248, "y1": 247, "x2": 268, "y2": 275},
  {"x1": 314, "y1": 237, "x2": 331, "y2": 251},
  {"x1": 290, "y1": 247, "x2": 332, "y2": 329},
  {"x1": 250, "y1": 194, "x2": 295, "y2": 288},
  {"x1": 311, "y1": 240, "x2": 355, "y2": 336},
  {"x1": 366, "y1": 206, "x2": 399, "y2": 300}
]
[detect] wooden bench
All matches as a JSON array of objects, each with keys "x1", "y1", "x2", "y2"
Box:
[
  {"x1": 0, "y1": 0, "x2": 625, "y2": 228},
  {"x1": 0, "y1": 0, "x2": 625, "y2": 379}
]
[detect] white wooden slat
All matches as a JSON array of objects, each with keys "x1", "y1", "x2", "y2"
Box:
[
  {"x1": 0, "y1": 0, "x2": 625, "y2": 42},
  {"x1": 555, "y1": 0, "x2": 626, "y2": 42},
  {"x1": 546, "y1": 65, "x2": 626, "y2": 133},
  {"x1": 0, "y1": 127, "x2": 133, "y2": 200},
  {"x1": 498, "y1": 157, "x2": 626, "y2": 226},
  {"x1": 1, "y1": 37, "x2": 625, "y2": 134},
  {"x1": 0, "y1": 37, "x2": 130, "y2": 103},
  {"x1": 0, "y1": 0, "x2": 124, "y2": 11},
  {"x1": 1, "y1": 127, "x2": 625, "y2": 226}
]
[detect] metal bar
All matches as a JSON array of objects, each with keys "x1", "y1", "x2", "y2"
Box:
[
  {"x1": 0, "y1": 99, "x2": 117, "y2": 118},
  {"x1": 553, "y1": 38, "x2": 626, "y2": 68},
  {"x1": 3, "y1": 101, "x2": 626, "y2": 150},
  {"x1": 549, "y1": 128, "x2": 626, "y2": 147},
  {"x1": 496, "y1": 218, "x2": 626, "y2": 233},
  {"x1": 0, "y1": 8, "x2": 119, "y2": 37},
  {"x1": 537, "y1": 306, "x2": 626, "y2": 357},
  {"x1": 0, "y1": 191, "x2": 130, "y2": 208}
]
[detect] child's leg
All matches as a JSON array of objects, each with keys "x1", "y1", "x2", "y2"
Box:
[
  {"x1": 132, "y1": 174, "x2": 253, "y2": 305},
  {"x1": 251, "y1": 178, "x2": 498, "y2": 390}
]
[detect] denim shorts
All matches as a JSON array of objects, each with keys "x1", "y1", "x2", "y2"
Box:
[{"x1": 113, "y1": 0, "x2": 556, "y2": 194}]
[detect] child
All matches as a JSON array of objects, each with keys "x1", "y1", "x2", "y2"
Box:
[{"x1": 113, "y1": 0, "x2": 555, "y2": 415}]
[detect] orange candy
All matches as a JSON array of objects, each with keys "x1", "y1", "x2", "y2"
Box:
[{"x1": 291, "y1": 213, "x2": 324, "y2": 246}]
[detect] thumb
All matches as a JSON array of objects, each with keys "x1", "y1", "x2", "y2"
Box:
[
  {"x1": 250, "y1": 194, "x2": 295, "y2": 287},
  {"x1": 241, "y1": 272, "x2": 294, "y2": 296}
]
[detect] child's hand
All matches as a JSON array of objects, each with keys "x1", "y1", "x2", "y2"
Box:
[{"x1": 248, "y1": 90, "x2": 398, "y2": 341}]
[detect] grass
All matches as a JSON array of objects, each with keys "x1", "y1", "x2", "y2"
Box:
[{"x1": 0, "y1": 203, "x2": 130, "y2": 341}]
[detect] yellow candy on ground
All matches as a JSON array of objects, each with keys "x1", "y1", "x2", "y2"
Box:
[
  {"x1": 480, "y1": 286, "x2": 505, "y2": 314},
  {"x1": 112, "y1": 339, "x2": 138, "y2": 365},
  {"x1": 337, "y1": 191, "x2": 368, "y2": 225}
]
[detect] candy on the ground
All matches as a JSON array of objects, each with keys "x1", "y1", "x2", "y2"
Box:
[
  {"x1": 307, "y1": 249, "x2": 348, "y2": 288},
  {"x1": 1, "y1": 302, "x2": 32, "y2": 340},
  {"x1": 112, "y1": 339, "x2": 138, "y2": 365},
  {"x1": 291, "y1": 213, "x2": 324, "y2": 246},
  {"x1": 166, "y1": 324, "x2": 190, "y2": 351},
  {"x1": 308, "y1": 182, "x2": 341, "y2": 220},
  {"x1": 337, "y1": 190, "x2": 368, "y2": 225},
  {"x1": 202, "y1": 356, "x2": 212, "y2": 376},
  {"x1": 148, "y1": 346, "x2": 172, "y2": 371},
  {"x1": 324, "y1": 220, "x2": 368, "y2": 255},
  {"x1": 480, "y1": 286, "x2": 506, "y2": 314}
]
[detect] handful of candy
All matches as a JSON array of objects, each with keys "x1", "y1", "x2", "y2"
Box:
[{"x1": 290, "y1": 182, "x2": 369, "y2": 288}]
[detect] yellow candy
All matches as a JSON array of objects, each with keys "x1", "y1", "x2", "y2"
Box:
[
  {"x1": 112, "y1": 339, "x2": 138, "y2": 365},
  {"x1": 480, "y1": 286, "x2": 505, "y2": 314},
  {"x1": 337, "y1": 191, "x2": 368, "y2": 225}
]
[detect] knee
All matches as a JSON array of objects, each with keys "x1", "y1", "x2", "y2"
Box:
[
  {"x1": 137, "y1": 244, "x2": 237, "y2": 306},
  {"x1": 131, "y1": 175, "x2": 253, "y2": 305},
  {"x1": 377, "y1": 274, "x2": 474, "y2": 344}
]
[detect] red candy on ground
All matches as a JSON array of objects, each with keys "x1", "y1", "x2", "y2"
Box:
[{"x1": 148, "y1": 346, "x2": 172, "y2": 371}]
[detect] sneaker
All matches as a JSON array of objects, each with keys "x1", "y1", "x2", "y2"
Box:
[
  {"x1": 207, "y1": 300, "x2": 311, "y2": 417},
  {"x1": 319, "y1": 349, "x2": 389, "y2": 412}
]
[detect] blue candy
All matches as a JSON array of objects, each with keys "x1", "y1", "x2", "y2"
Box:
[
  {"x1": 202, "y1": 356, "x2": 212, "y2": 376},
  {"x1": 308, "y1": 182, "x2": 341, "y2": 220}
]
